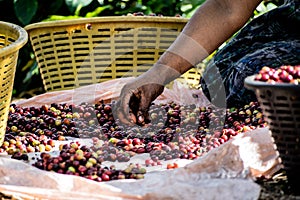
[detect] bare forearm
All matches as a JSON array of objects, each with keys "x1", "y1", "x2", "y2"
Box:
[
  {"x1": 183, "y1": 0, "x2": 261, "y2": 57},
  {"x1": 150, "y1": 0, "x2": 262, "y2": 84}
]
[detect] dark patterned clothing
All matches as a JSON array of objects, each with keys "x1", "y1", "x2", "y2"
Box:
[{"x1": 200, "y1": 0, "x2": 300, "y2": 108}]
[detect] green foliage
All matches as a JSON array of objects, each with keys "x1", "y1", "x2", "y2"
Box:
[
  {"x1": 65, "y1": 0, "x2": 93, "y2": 13},
  {"x1": 254, "y1": 1, "x2": 278, "y2": 17},
  {"x1": 44, "y1": 4, "x2": 112, "y2": 21},
  {"x1": 180, "y1": 0, "x2": 206, "y2": 18},
  {"x1": 14, "y1": 0, "x2": 38, "y2": 25}
]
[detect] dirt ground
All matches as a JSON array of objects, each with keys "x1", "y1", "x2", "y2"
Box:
[{"x1": 257, "y1": 169, "x2": 300, "y2": 200}]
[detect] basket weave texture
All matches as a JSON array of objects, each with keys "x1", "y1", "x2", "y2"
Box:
[
  {"x1": 25, "y1": 16, "x2": 202, "y2": 92},
  {"x1": 245, "y1": 75, "x2": 300, "y2": 184},
  {"x1": 0, "y1": 21, "x2": 28, "y2": 145}
]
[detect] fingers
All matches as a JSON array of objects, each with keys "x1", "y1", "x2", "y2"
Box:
[
  {"x1": 129, "y1": 112, "x2": 137, "y2": 124},
  {"x1": 138, "y1": 84, "x2": 164, "y2": 125},
  {"x1": 115, "y1": 93, "x2": 149, "y2": 127},
  {"x1": 114, "y1": 83, "x2": 163, "y2": 127},
  {"x1": 112, "y1": 92, "x2": 135, "y2": 126},
  {"x1": 121, "y1": 87, "x2": 134, "y2": 120},
  {"x1": 136, "y1": 97, "x2": 152, "y2": 126},
  {"x1": 137, "y1": 109, "x2": 151, "y2": 125},
  {"x1": 129, "y1": 90, "x2": 141, "y2": 117}
]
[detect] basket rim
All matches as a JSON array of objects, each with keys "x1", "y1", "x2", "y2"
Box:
[
  {"x1": 244, "y1": 75, "x2": 300, "y2": 91},
  {"x1": 24, "y1": 16, "x2": 189, "y2": 31},
  {"x1": 0, "y1": 21, "x2": 28, "y2": 57}
]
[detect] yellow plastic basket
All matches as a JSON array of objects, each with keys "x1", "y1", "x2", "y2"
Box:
[
  {"x1": 25, "y1": 16, "x2": 202, "y2": 92},
  {"x1": 0, "y1": 21, "x2": 28, "y2": 145}
]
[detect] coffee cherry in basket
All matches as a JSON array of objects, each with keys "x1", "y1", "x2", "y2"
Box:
[{"x1": 254, "y1": 65, "x2": 300, "y2": 84}]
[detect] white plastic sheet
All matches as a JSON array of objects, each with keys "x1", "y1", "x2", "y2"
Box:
[{"x1": 2, "y1": 78, "x2": 282, "y2": 199}]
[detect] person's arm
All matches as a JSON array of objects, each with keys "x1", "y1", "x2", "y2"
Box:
[
  {"x1": 143, "y1": 0, "x2": 262, "y2": 85},
  {"x1": 114, "y1": 0, "x2": 262, "y2": 125}
]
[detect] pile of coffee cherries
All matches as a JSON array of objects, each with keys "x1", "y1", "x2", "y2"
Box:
[
  {"x1": 254, "y1": 65, "x2": 300, "y2": 84},
  {"x1": 1, "y1": 100, "x2": 267, "y2": 182},
  {"x1": 32, "y1": 141, "x2": 146, "y2": 182}
]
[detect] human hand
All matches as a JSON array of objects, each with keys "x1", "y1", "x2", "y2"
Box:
[
  {"x1": 112, "y1": 61, "x2": 182, "y2": 126},
  {"x1": 113, "y1": 80, "x2": 164, "y2": 126}
]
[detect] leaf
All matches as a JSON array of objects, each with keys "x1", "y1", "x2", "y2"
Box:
[
  {"x1": 23, "y1": 60, "x2": 38, "y2": 84},
  {"x1": 184, "y1": 4, "x2": 201, "y2": 18},
  {"x1": 42, "y1": 15, "x2": 81, "y2": 22},
  {"x1": 65, "y1": 0, "x2": 93, "y2": 13},
  {"x1": 14, "y1": 0, "x2": 38, "y2": 25},
  {"x1": 181, "y1": 0, "x2": 205, "y2": 17},
  {"x1": 266, "y1": 3, "x2": 277, "y2": 11},
  {"x1": 48, "y1": 0, "x2": 64, "y2": 13},
  {"x1": 254, "y1": 2, "x2": 277, "y2": 18},
  {"x1": 74, "y1": 4, "x2": 83, "y2": 16},
  {"x1": 85, "y1": 5, "x2": 112, "y2": 18},
  {"x1": 97, "y1": 0, "x2": 104, "y2": 5}
]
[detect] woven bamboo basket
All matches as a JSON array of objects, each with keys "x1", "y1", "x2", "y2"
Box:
[
  {"x1": 245, "y1": 75, "x2": 300, "y2": 189},
  {"x1": 0, "y1": 21, "x2": 28, "y2": 145},
  {"x1": 25, "y1": 16, "x2": 202, "y2": 92}
]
